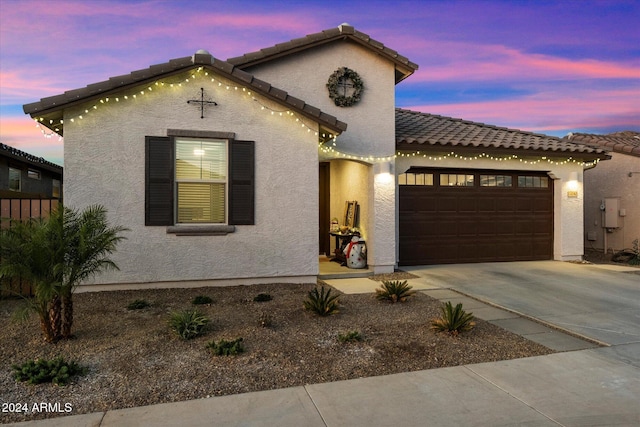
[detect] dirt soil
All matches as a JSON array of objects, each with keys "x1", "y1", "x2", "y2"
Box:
[{"x1": 1, "y1": 281, "x2": 554, "y2": 423}]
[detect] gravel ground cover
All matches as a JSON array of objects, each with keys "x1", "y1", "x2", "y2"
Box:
[{"x1": 1, "y1": 282, "x2": 553, "y2": 423}]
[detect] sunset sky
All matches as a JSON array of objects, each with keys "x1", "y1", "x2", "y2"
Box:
[{"x1": 1, "y1": 0, "x2": 638, "y2": 166}]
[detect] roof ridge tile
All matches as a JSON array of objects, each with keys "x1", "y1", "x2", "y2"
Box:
[{"x1": 23, "y1": 51, "x2": 347, "y2": 135}]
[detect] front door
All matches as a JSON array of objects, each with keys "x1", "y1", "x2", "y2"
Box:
[{"x1": 319, "y1": 162, "x2": 330, "y2": 255}]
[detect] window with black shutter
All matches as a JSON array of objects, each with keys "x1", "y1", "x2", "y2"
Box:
[
  {"x1": 229, "y1": 140, "x2": 255, "y2": 225},
  {"x1": 145, "y1": 136, "x2": 173, "y2": 226},
  {"x1": 145, "y1": 135, "x2": 255, "y2": 229}
]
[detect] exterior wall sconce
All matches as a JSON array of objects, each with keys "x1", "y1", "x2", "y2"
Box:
[
  {"x1": 567, "y1": 171, "x2": 579, "y2": 194},
  {"x1": 374, "y1": 161, "x2": 394, "y2": 183}
]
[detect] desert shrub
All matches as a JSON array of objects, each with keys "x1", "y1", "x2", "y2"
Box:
[
  {"x1": 207, "y1": 338, "x2": 244, "y2": 356},
  {"x1": 338, "y1": 330, "x2": 363, "y2": 343},
  {"x1": 303, "y1": 286, "x2": 339, "y2": 316},
  {"x1": 168, "y1": 309, "x2": 209, "y2": 340},
  {"x1": 192, "y1": 295, "x2": 213, "y2": 305},
  {"x1": 12, "y1": 357, "x2": 87, "y2": 386},
  {"x1": 253, "y1": 293, "x2": 273, "y2": 302},
  {"x1": 258, "y1": 311, "x2": 273, "y2": 328},
  {"x1": 127, "y1": 299, "x2": 150, "y2": 310},
  {"x1": 375, "y1": 280, "x2": 415, "y2": 303},
  {"x1": 431, "y1": 301, "x2": 476, "y2": 335}
]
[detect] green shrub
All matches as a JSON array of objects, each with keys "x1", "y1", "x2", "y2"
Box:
[
  {"x1": 430, "y1": 301, "x2": 476, "y2": 335},
  {"x1": 207, "y1": 338, "x2": 244, "y2": 356},
  {"x1": 192, "y1": 295, "x2": 214, "y2": 305},
  {"x1": 303, "y1": 286, "x2": 339, "y2": 316},
  {"x1": 169, "y1": 309, "x2": 209, "y2": 340},
  {"x1": 253, "y1": 293, "x2": 273, "y2": 302},
  {"x1": 338, "y1": 330, "x2": 363, "y2": 343},
  {"x1": 127, "y1": 299, "x2": 151, "y2": 310},
  {"x1": 12, "y1": 357, "x2": 87, "y2": 386},
  {"x1": 375, "y1": 280, "x2": 415, "y2": 303}
]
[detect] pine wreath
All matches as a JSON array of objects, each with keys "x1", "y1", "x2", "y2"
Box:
[{"x1": 326, "y1": 67, "x2": 364, "y2": 107}]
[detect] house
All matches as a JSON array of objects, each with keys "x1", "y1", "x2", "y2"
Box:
[
  {"x1": 22, "y1": 24, "x2": 608, "y2": 290},
  {"x1": 0, "y1": 142, "x2": 62, "y2": 199},
  {"x1": 565, "y1": 131, "x2": 640, "y2": 253}
]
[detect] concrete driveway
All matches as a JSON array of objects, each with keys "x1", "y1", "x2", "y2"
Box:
[{"x1": 404, "y1": 261, "x2": 640, "y2": 347}]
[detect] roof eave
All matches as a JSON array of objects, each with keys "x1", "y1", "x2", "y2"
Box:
[
  {"x1": 395, "y1": 142, "x2": 611, "y2": 162},
  {"x1": 23, "y1": 53, "x2": 347, "y2": 137},
  {"x1": 228, "y1": 26, "x2": 418, "y2": 84}
]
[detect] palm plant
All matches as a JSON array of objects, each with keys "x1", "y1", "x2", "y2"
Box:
[
  {"x1": 430, "y1": 301, "x2": 476, "y2": 335},
  {"x1": 59, "y1": 205, "x2": 127, "y2": 338},
  {"x1": 0, "y1": 217, "x2": 63, "y2": 342},
  {"x1": 0, "y1": 204, "x2": 127, "y2": 342}
]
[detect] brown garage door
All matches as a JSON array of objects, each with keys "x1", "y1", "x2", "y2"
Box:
[{"x1": 399, "y1": 168, "x2": 553, "y2": 265}]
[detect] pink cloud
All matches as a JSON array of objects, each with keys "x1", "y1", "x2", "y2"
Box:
[
  {"x1": 395, "y1": 38, "x2": 639, "y2": 82},
  {"x1": 0, "y1": 116, "x2": 63, "y2": 164},
  {"x1": 407, "y1": 88, "x2": 640, "y2": 133}
]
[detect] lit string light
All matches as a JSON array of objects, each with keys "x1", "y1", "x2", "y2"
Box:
[
  {"x1": 394, "y1": 151, "x2": 599, "y2": 167},
  {"x1": 34, "y1": 66, "x2": 337, "y2": 143},
  {"x1": 318, "y1": 145, "x2": 599, "y2": 168},
  {"x1": 33, "y1": 66, "x2": 600, "y2": 168}
]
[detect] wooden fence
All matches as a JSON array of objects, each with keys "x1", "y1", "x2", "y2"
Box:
[{"x1": 0, "y1": 198, "x2": 60, "y2": 297}]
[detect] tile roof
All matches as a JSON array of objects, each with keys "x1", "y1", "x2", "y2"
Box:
[
  {"x1": 0, "y1": 142, "x2": 62, "y2": 172},
  {"x1": 395, "y1": 108, "x2": 609, "y2": 159},
  {"x1": 228, "y1": 24, "x2": 418, "y2": 84},
  {"x1": 23, "y1": 52, "x2": 347, "y2": 137},
  {"x1": 565, "y1": 131, "x2": 640, "y2": 158}
]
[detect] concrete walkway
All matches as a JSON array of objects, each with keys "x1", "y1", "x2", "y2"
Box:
[{"x1": 8, "y1": 261, "x2": 640, "y2": 426}]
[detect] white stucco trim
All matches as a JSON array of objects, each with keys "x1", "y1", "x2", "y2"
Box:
[{"x1": 74, "y1": 275, "x2": 317, "y2": 293}]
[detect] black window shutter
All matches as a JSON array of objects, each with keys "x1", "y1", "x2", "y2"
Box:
[
  {"x1": 145, "y1": 136, "x2": 174, "y2": 226},
  {"x1": 228, "y1": 140, "x2": 255, "y2": 225}
]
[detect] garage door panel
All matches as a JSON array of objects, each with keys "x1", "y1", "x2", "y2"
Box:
[
  {"x1": 438, "y1": 197, "x2": 459, "y2": 212},
  {"x1": 457, "y1": 223, "x2": 477, "y2": 237},
  {"x1": 458, "y1": 199, "x2": 477, "y2": 212},
  {"x1": 399, "y1": 169, "x2": 552, "y2": 265},
  {"x1": 494, "y1": 197, "x2": 516, "y2": 211}
]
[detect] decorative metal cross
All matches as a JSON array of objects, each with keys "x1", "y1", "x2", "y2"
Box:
[
  {"x1": 187, "y1": 87, "x2": 217, "y2": 118},
  {"x1": 336, "y1": 77, "x2": 355, "y2": 97}
]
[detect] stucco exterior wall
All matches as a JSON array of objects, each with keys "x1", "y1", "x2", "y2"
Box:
[
  {"x1": 63, "y1": 70, "x2": 321, "y2": 287},
  {"x1": 584, "y1": 154, "x2": 640, "y2": 252},
  {"x1": 243, "y1": 41, "x2": 398, "y2": 272},
  {"x1": 395, "y1": 155, "x2": 586, "y2": 261},
  {"x1": 241, "y1": 42, "x2": 397, "y2": 158}
]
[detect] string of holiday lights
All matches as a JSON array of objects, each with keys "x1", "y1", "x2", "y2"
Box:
[
  {"x1": 33, "y1": 66, "x2": 338, "y2": 143},
  {"x1": 318, "y1": 144, "x2": 599, "y2": 168},
  {"x1": 33, "y1": 66, "x2": 599, "y2": 169}
]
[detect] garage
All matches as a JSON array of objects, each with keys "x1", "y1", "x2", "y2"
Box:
[{"x1": 399, "y1": 168, "x2": 553, "y2": 265}]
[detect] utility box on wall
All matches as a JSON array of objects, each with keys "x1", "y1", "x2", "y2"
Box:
[{"x1": 604, "y1": 198, "x2": 619, "y2": 228}]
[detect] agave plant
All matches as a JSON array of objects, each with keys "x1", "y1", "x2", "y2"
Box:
[
  {"x1": 375, "y1": 280, "x2": 415, "y2": 303},
  {"x1": 303, "y1": 286, "x2": 340, "y2": 316},
  {"x1": 168, "y1": 309, "x2": 209, "y2": 340},
  {"x1": 430, "y1": 301, "x2": 476, "y2": 335}
]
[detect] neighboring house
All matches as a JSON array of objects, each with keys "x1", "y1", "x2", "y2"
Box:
[
  {"x1": 566, "y1": 131, "x2": 640, "y2": 253},
  {"x1": 0, "y1": 142, "x2": 62, "y2": 199},
  {"x1": 23, "y1": 24, "x2": 607, "y2": 290}
]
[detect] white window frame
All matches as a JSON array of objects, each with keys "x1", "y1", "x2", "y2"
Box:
[
  {"x1": 174, "y1": 137, "x2": 228, "y2": 224},
  {"x1": 52, "y1": 179, "x2": 61, "y2": 198},
  {"x1": 27, "y1": 169, "x2": 41, "y2": 180},
  {"x1": 9, "y1": 167, "x2": 21, "y2": 192}
]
